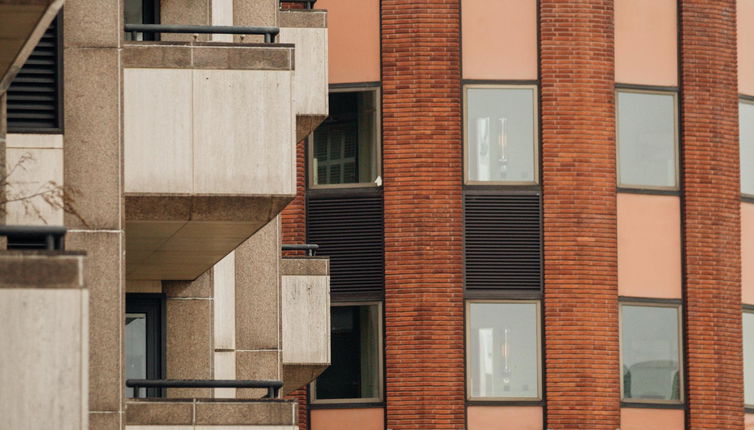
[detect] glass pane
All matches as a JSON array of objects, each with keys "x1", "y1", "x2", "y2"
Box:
[
  {"x1": 466, "y1": 87, "x2": 537, "y2": 183},
  {"x1": 621, "y1": 305, "x2": 681, "y2": 401},
  {"x1": 740, "y1": 102, "x2": 754, "y2": 195},
  {"x1": 315, "y1": 304, "x2": 381, "y2": 400},
  {"x1": 124, "y1": 0, "x2": 144, "y2": 41},
  {"x1": 744, "y1": 312, "x2": 754, "y2": 405},
  {"x1": 618, "y1": 92, "x2": 677, "y2": 188},
  {"x1": 468, "y1": 302, "x2": 539, "y2": 399},
  {"x1": 313, "y1": 92, "x2": 379, "y2": 186},
  {"x1": 125, "y1": 313, "x2": 147, "y2": 398}
]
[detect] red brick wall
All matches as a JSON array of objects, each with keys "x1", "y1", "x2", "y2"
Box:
[
  {"x1": 679, "y1": 1, "x2": 743, "y2": 428},
  {"x1": 539, "y1": 1, "x2": 620, "y2": 428},
  {"x1": 381, "y1": 0, "x2": 465, "y2": 428}
]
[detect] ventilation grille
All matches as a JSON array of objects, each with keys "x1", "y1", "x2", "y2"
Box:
[
  {"x1": 307, "y1": 192, "x2": 384, "y2": 297},
  {"x1": 464, "y1": 193, "x2": 542, "y2": 291},
  {"x1": 7, "y1": 15, "x2": 62, "y2": 131}
]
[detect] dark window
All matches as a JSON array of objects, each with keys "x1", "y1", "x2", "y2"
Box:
[
  {"x1": 125, "y1": 0, "x2": 160, "y2": 40},
  {"x1": 125, "y1": 294, "x2": 164, "y2": 398},
  {"x1": 7, "y1": 13, "x2": 62, "y2": 132},
  {"x1": 311, "y1": 90, "x2": 380, "y2": 187},
  {"x1": 314, "y1": 303, "x2": 381, "y2": 402}
]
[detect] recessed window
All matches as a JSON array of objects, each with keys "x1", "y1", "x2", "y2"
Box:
[
  {"x1": 617, "y1": 90, "x2": 678, "y2": 189},
  {"x1": 464, "y1": 86, "x2": 538, "y2": 185},
  {"x1": 310, "y1": 90, "x2": 381, "y2": 187},
  {"x1": 125, "y1": 0, "x2": 159, "y2": 40},
  {"x1": 744, "y1": 311, "x2": 754, "y2": 406},
  {"x1": 313, "y1": 303, "x2": 382, "y2": 402},
  {"x1": 621, "y1": 303, "x2": 682, "y2": 403},
  {"x1": 740, "y1": 101, "x2": 754, "y2": 196},
  {"x1": 125, "y1": 294, "x2": 164, "y2": 398},
  {"x1": 467, "y1": 301, "x2": 541, "y2": 400}
]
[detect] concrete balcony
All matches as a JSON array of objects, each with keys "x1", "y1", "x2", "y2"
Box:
[
  {"x1": 122, "y1": 41, "x2": 298, "y2": 280},
  {"x1": 126, "y1": 399, "x2": 297, "y2": 429},
  {"x1": 280, "y1": 256, "x2": 330, "y2": 394},
  {"x1": 278, "y1": 9, "x2": 328, "y2": 141}
]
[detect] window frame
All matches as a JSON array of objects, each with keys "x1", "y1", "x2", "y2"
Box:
[
  {"x1": 465, "y1": 299, "x2": 543, "y2": 402},
  {"x1": 125, "y1": 293, "x2": 166, "y2": 399},
  {"x1": 307, "y1": 87, "x2": 383, "y2": 190},
  {"x1": 615, "y1": 88, "x2": 680, "y2": 192},
  {"x1": 619, "y1": 300, "x2": 684, "y2": 406},
  {"x1": 463, "y1": 84, "x2": 540, "y2": 186},
  {"x1": 310, "y1": 301, "x2": 384, "y2": 404},
  {"x1": 739, "y1": 98, "x2": 754, "y2": 199},
  {"x1": 743, "y1": 308, "x2": 754, "y2": 408}
]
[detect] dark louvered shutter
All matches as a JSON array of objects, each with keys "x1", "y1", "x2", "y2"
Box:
[
  {"x1": 307, "y1": 191, "x2": 384, "y2": 299},
  {"x1": 7, "y1": 14, "x2": 62, "y2": 132},
  {"x1": 464, "y1": 193, "x2": 542, "y2": 291}
]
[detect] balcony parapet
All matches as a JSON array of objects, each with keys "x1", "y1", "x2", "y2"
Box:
[
  {"x1": 280, "y1": 255, "x2": 330, "y2": 394},
  {"x1": 126, "y1": 398, "x2": 296, "y2": 428}
]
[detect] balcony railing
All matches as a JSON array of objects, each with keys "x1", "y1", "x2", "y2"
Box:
[
  {"x1": 126, "y1": 379, "x2": 284, "y2": 399},
  {"x1": 280, "y1": 0, "x2": 317, "y2": 10},
  {"x1": 282, "y1": 243, "x2": 319, "y2": 256},
  {"x1": 124, "y1": 24, "x2": 280, "y2": 43}
]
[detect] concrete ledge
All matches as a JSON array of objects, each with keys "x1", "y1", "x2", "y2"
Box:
[
  {"x1": 0, "y1": 251, "x2": 85, "y2": 288},
  {"x1": 280, "y1": 256, "x2": 329, "y2": 276},
  {"x1": 126, "y1": 399, "x2": 296, "y2": 426},
  {"x1": 122, "y1": 43, "x2": 295, "y2": 70},
  {"x1": 278, "y1": 10, "x2": 327, "y2": 28}
]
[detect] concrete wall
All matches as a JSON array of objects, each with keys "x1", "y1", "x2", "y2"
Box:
[{"x1": 0, "y1": 252, "x2": 88, "y2": 430}]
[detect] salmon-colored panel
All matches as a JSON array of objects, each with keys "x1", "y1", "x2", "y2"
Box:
[
  {"x1": 746, "y1": 413, "x2": 754, "y2": 429},
  {"x1": 621, "y1": 408, "x2": 684, "y2": 430},
  {"x1": 467, "y1": 406, "x2": 543, "y2": 430},
  {"x1": 740, "y1": 0, "x2": 754, "y2": 95},
  {"x1": 316, "y1": 0, "x2": 379, "y2": 84},
  {"x1": 461, "y1": 0, "x2": 537, "y2": 80},
  {"x1": 617, "y1": 193, "x2": 681, "y2": 299},
  {"x1": 743, "y1": 203, "x2": 754, "y2": 304},
  {"x1": 615, "y1": 0, "x2": 677, "y2": 86},
  {"x1": 310, "y1": 408, "x2": 384, "y2": 430}
]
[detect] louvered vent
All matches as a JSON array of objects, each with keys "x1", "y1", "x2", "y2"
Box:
[
  {"x1": 307, "y1": 192, "x2": 384, "y2": 297},
  {"x1": 464, "y1": 193, "x2": 542, "y2": 291},
  {"x1": 7, "y1": 14, "x2": 62, "y2": 131}
]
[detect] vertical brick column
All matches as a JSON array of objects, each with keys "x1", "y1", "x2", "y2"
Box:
[
  {"x1": 381, "y1": 0, "x2": 465, "y2": 428},
  {"x1": 539, "y1": 1, "x2": 620, "y2": 428},
  {"x1": 280, "y1": 137, "x2": 308, "y2": 430},
  {"x1": 679, "y1": 1, "x2": 743, "y2": 428}
]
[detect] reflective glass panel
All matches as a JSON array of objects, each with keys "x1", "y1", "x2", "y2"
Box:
[
  {"x1": 125, "y1": 313, "x2": 147, "y2": 398},
  {"x1": 744, "y1": 312, "x2": 754, "y2": 405},
  {"x1": 740, "y1": 101, "x2": 754, "y2": 195}
]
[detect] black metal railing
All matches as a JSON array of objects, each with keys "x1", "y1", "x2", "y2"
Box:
[
  {"x1": 124, "y1": 24, "x2": 280, "y2": 43},
  {"x1": 0, "y1": 225, "x2": 66, "y2": 250},
  {"x1": 282, "y1": 243, "x2": 319, "y2": 256},
  {"x1": 280, "y1": 0, "x2": 317, "y2": 10},
  {"x1": 126, "y1": 379, "x2": 283, "y2": 399}
]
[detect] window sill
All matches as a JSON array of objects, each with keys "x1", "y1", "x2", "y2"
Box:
[
  {"x1": 309, "y1": 401, "x2": 385, "y2": 410},
  {"x1": 620, "y1": 401, "x2": 684, "y2": 410}
]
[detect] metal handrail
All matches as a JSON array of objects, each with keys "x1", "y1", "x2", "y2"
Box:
[
  {"x1": 126, "y1": 379, "x2": 283, "y2": 399},
  {"x1": 282, "y1": 243, "x2": 319, "y2": 256},
  {"x1": 0, "y1": 225, "x2": 66, "y2": 250},
  {"x1": 124, "y1": 24, "x2": 280, "y2": 43},
  {"x1": 280, "y1": 0, "x2": 317, "y2": 10}
]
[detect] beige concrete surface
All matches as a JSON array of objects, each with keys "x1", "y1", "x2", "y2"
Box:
[
  {"x1": 62, "y1": 0, "x2": 121, "y2": 48},
  {"x1": 213, "y1": 251, "x2": 236, "y2": 350},
  {"x1": 166, "y1": 298, "x2": 213, "y2": 398},
  {"x1": 4, "y1": 146, "x2": 64, "y2": 225},
  {"x1": 281, "y1": 274, "x2": 330, "y2": 365}
]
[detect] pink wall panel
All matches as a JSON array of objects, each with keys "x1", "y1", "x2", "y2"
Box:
[
  {"x1": 617, "y1": 193, "x2": 682, "y2": 299},
  {"x1": 739, "y1": 0, "x2": 754, "y2": 95},
  {"x1": 746, "y1": 413, "x2": 754, "y2": 429},
  {"x1": 310, "y1": 408, "x2": 384, "y2": 430},
  {"x1": 615, "y1": 0, "x2": 677, "y2": 86},
  {"x1": 621, "y1": 408, "x2": 684, "y2": 430},
  {"x1": 316, "y1": 0, "x2": 380, "y2": 84},
  {"x1": 467, "y1": 406, "x2": 543, "y2": 430},
  {"x1": 743, "y1": 203, "x2": 754, "y2": 304},
  {"x1": 461, "y1": 0, "x2": 537, "y2": 80}
]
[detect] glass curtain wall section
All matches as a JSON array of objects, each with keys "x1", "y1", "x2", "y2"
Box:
[
  {"x1": 740, "y1": 100, "x2": 754, "y2": 196},
  {"x1": 744, "y1": 311, "x2": 754, "y2": 407}
]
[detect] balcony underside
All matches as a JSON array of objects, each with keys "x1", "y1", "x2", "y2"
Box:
[{"x1": 126, "y1": 194, "x2": 291, "y2": 281}]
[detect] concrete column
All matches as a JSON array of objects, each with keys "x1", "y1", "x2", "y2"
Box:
[{"x1": 235, "y1": 217, "x2": 283, "y2": 398}]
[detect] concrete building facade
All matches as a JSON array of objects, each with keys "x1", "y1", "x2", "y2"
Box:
[{"x1": 280, "y1": 0, "x2": 754, "y2": 429}]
